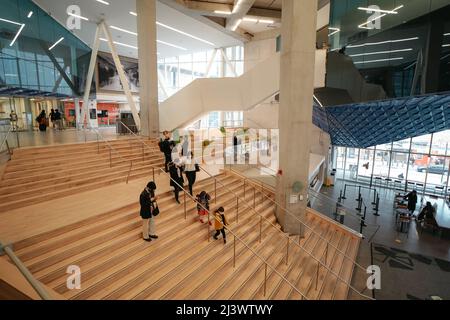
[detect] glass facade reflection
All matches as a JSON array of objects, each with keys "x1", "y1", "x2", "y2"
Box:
[
  {"x1": 329, "y1": 0, "x2": 450, "y2": 98},
  {"x1": 332, "y1": 130, "x2": 450, "y2": 198},
  {"x1": 0, "y1": 0, "x2": 92, "y2": 97}
]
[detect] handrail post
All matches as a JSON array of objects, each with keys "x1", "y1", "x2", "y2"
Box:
[
  {"x1": 207, "y1": 211, "x2": 210, "y2": 242},
  {"x1": 152, "y1": 167, "x2": 155, "y2": 182},
  {"x1": 286, "y1": 237, "x2": 289, "y2": 265},
  {"x1": 184, "y1": 191, "x2": 187, "y2": 220},
  {"x1": 233, "y1": 235, "x2": 236, "y2": 268},
  {"x1": 259, "y1": 216, "x2": 262, "y2": 243},
  {"x1": 316, "y1": 261, "x2": 320, "y2": 290},
  {"x1": 126, "y1": 161, "x2": 132, "y2": 184},
  {"x1": 325, "y1": 243, "x2": 329, "y2": 265},
  {"x1": 214, "y1": 180, "x2": 217, "y2": 204},
  {"x1": 97, "y1": 133, "x2": 100, "y2": 154},
  {"x1": 263, "y1": 263, "x2": 268, "y2": 297},
  {"x1": 236, "y1": 197, "x2": 239, "y2": 223},
  {"x1": 142, "y1": 143, "x2": 145, "y2": 162},
  {"x1": 261, "y1": 182, "x2": 264, "y2": 205},
  {"x1": 109, "y1": 149, "x2": 112, "y2": 168},
  {"x1": 15, "y1": 129, "x2": 20, "y2": 149}
]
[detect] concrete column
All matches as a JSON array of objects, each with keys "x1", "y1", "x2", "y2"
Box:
[
  {"x1": 137, "y1": 0, "x2": 160, "y2": 138},
  {"x1": 275, "y1": 0, "x2": 317, "y2": 236}
]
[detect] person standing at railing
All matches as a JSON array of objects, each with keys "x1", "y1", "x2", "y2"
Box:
[
  {"x1": 169, "y1": 160, "x2": 184, "y2": 204},
  {"x1": 140, "y1": 181, "x2": 159, "y2": 242},
  {"x1": 213, "y1": 207, "x2": 228, "y2": 244},
  {"x1": 183, "y1": 152, "x2": 200, "y2": 196}
]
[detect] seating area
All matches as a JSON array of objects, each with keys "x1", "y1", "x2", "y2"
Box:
[
  {"x1": 1, "y1": 171, "x2": 362, "y2": 300},
  {"x1": 0, "y1": 139, "x2": 165, "y2": 212}
]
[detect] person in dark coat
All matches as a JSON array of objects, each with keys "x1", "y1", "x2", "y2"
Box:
[
  {"x1": 36, "y1": 110, "x2": 48, "y2": 132},
  {"x1": 160, "y1": 131, "x2": 174, "y2": 172},
  {"x1": 169, "y1": 161, "x2": 184, "y2": 204},
  {"x1": 140, "y1": 181, "x2": 158, "y2": 242},
  {"x1": 417, "y1": 202, "x2": 438, "y2": 227},
  {"x1": 404, "y1": 190, "x2": 418, "y2": 215}
]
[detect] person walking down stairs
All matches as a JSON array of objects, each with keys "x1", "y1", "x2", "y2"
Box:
[
  {"x1": 196, "y1": 191, "x2": 211, "y2": 224},
  {"x1": 213, "y1": 207, "x2": 228, "y2": 244},
  {"x1": 140, "y1": 181, "x2": 159, "y2": 242},
  {"x1": 169, "y1": 161, "x2": 184, "y2": 204}
]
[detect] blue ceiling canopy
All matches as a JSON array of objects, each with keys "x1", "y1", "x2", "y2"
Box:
[{"x1": 312, "y1": 92, "x2": 450, "y2": 148}]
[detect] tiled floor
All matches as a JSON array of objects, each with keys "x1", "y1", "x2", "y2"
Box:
[{"x1": 323, "y1": 179, "x2": 450, "y2": 261}]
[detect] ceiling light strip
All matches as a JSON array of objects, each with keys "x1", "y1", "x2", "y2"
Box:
[
  {"x1": 67, "y1": 12, "x2": 89, "y2": 21},
  {"x1": 357, "y1": 7, "x2": 399, "y2": 14},
  {"x1": 95, "y1": 0, "x2": 110, "y2": 5},
  {"x1": 347, "y1": 37, "x2": 419, "y2": 48},
  {"x1": 350, "y1": 48, "x2": 413, "y2": 57},
  {"x1": 354, "y1": 57, "x2": 404, "y2": 64},
  {"x1": 358, "y1": 5, "x2": 404, "y2": 29},
  {"x1": 0, "y1": 17, "x2": 23, "y2": 26},
  {"x1": 100, "y1": 38, "x2": 138, "y2": 50},
  {"x1": 110, "y1": 25, "x2": 137, "y2": 36},
  {"x1": 49, "y1": 37, "x2": 64, "y2": 50},
  {"x1": 156, "y1": 22, "x2": 215, "y2": 46},
  {"x1": 10, "y1": 23, "x2": 25, "y2": 46},
  {"x1": 157, "y1": 40, "x2": 187, "y2": 51},
  {"x1": 27, "y1": 11, "x2": 33, "y2": 18}
]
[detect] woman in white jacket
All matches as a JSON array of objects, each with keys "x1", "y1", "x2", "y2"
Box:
[{"x1": 183, "y1": 152, "x2": 199, "y2": 196}]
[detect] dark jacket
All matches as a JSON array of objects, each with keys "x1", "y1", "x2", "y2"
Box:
[
  {"x1": 161, "y1": 138, "x2": 173, "y2": 156},
  {"x1": 405, "y1": 192, "x2": 418, "y2": 211},
  {"x1": 140, "y1": 188, "x2": 155, "y2": 219},
  {"x1": 169, "y1": 164, "x2": 184, "y2": 190}
]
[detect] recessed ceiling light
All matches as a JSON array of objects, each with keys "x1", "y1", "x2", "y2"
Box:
[
  {"x1": 67, "y1": 12, "x2": 89, "y2": 21},
  {"x1": 214, "y1": 10, "x2": 232, "y2": 15},
  {"x1": 110, "y1": 25, "x2": 137, "y2": 36},
  {"x1": 129, "y1": 11, "x2": 137, "y2": 16},
  {"x1": 328, "y1": 27, "x2": 340, "y2": 37},
  {"x1": 350, "y1": 48, "x2": 413, "y2": 57},
  {"x1": 443, "y1": 44, "x2": 450, "y2": 48},
  {"x1": 27, "y1": 11, "x2": 33, "y2": 18},
  {"x1": 49, "y1": 37, "x2": 64, "y2": 50},
  {"x1": 354, "y1": 57, "x2": 404, "y2": 64},
  {"x1": 10, "y1": 24, "x2": 25, "y2": 46},
  {"x1": 259, "y1": 19, "x2": 274, "y2": 24},
  {"x1": 156, "y1": 21, "x2": 215, "y2": 46},
  {"x1": 157, "y1": 40, "x2": 187, "y2": 51},
  {"x1": 95, "y1": 0, "x2": 110, "y2": 5}
]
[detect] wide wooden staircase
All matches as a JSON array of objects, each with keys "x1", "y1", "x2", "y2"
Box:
[
  {"x1": 0, "y1": 139, "x2": 164, "y2": 212},
  {"x1": 4, "y1": 171, "x2": 364, "y2": 300}
]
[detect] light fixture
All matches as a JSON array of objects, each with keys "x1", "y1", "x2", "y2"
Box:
[
  {"x1": 259, "y1": 19, "x2": 274, "y2": 24},
  {"x1": 95, "y1": 0, "x2": 110, "y2": 5},
  {"x1": 27, "y1": 11, "x2": 33, "y2": 18},
  {"x1": 49, "y1": 37, "x2": 64, "y2": 50},
  {"x1": 67, "y1": 12, "x2": 89, "y2": 21},
  {"x1": 214, "y1": 10, "x2": 232, "y2": 15},
  {"x1": 156, "y1": 21, "x2": 215, "y2": 46},
  {"x1": 354, "y1": 57, "x2": 404, "y2": 64},
  {"x1": 110, "y1": 25, "x2": 137, "y2": 36},
  {"x1": 358, "y1": 7, "x2": 399, "y2": 14},
  {"x1": 157, "y1": 40, "x2": 187, "y2": 51},
  {"x1": 445, "y1": 33, "x2": 450, "y2": 37},
  {"x1": 328, "y1": 27, "x2": 340, "y2": 37},
  {"x1": 0, "y1": 17, "x2": 22, "y2": 26},
  {"x1": 129, "y1": 11, "x2": 137, "y2": 16},
  {"x1": 443, "y1": 44, "x2": 450, "y2": 48},
  {"x1": 10, "y1": 24, "x2": 25, "y2": 46},
  {"x1": 100, "y1": 37, "x2": 138, "y2": 50},
  {"x1": 358, "y1": 5, "x2": 404, "y2": 29},
  {"x1": 347, "y1": 37, "x2": 419, "y2": 48},
  {"x1": 243, "y1": 17, "x2": 258, "y2": 23},
  {"x1": 350, "y1": 48, "x2": 413, "y2": 57}
]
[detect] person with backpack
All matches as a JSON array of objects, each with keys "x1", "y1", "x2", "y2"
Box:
[
  {"x1": 140, "y1": 181, "x2": 159, "y2": 242},
  {"x1": 36, "y1": 110, "x2": 48, "y2": 132},
  {"x1": 196, "y1": 191, "x2": 211, "y2": 224},
  {"x1": 213, "y1": 207, "x2": 228, "y2": 244}
]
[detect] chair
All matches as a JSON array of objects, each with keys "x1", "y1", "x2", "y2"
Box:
[{"x1": 420, "y1": 218, "x2": 441, "y2": 236}]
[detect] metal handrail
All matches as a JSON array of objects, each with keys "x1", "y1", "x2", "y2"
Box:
[
  {"x1": 78, "y1": 123, "x2": 137, "y2": 184},
  {"x1": 226, "y1": 167, "x2": 374, "y2": 300},
  {"x1": 109, "y1": 122, "x2": 308, "y2": 299},
  {"x1": 0, "y1": 125, "x2": 13, "y2": 154},
  {"x1": 0, "y1": 241, "x2": 52, "y2": 300}
]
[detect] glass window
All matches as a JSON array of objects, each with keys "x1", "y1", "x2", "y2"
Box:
[
  {"x1": 411, "y1": 134, "x2": 432, "y2": 155},
  {"x1": 431, "y1": 130, "x2": 450, "y2": 156},
  {"x1": 345, "y1": 148, "x2": 359, "y2": 181}
]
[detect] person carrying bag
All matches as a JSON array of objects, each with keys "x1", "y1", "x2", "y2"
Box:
[{"x1": 140, "y1": 181, "x2": 159, "y2": 242}]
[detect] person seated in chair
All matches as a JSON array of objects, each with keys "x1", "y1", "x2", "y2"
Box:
[{"x1": 417, "y1": 202, "x2": 438, "y2": 227}]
